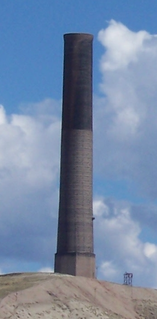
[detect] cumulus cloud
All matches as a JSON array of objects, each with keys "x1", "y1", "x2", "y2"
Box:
[
  {"x1": 92, "y1": 21, "x2": 157, "y2": 287},
  {"x1": 98, "y1": 20, "x2": 151, "y2": 71},
  {"x1": 94, "y1": 20, "x2": 157, "y2": 199},
  {"x1": 94, "y1": 198, "x2": 157, "y2": 287},
  {"x1": 0, "y1": 100, "x2": 60, "y2": 188},
  {"x1": 38, "y1": 267, "x2": 54, "y2": 273},
  {"x1": 144, "y1": 243, "x2": 157, "y2": 259},
  {"x1": 0, "y1": 99, "x2": 61, "y2": 272}
]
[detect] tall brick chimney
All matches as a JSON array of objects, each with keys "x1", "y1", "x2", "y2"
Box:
[{"x1": 54, "y1": 33, "x2": 95, "y2": 277}]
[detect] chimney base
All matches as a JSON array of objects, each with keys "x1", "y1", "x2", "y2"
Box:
[{"x1": 55, "y1": 252, "x2": 95, "y2": 278}]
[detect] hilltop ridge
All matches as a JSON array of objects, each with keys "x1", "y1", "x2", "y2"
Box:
[{"x1": 0, "y1": 272, "x2": 157, "y2": 318}]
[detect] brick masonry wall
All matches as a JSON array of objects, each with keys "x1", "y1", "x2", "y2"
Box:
[{"x1": 57, "y1": 129, "x2": 93, "y2": 254}]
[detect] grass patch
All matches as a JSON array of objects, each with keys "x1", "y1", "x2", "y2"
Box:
[{"x1": 0, "y1": 272, "x2": 53, "y2": 299}]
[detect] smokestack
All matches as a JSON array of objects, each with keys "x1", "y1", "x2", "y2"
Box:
[{"x1": 54, "y1": 33, "x2": 95, "y2": 277}]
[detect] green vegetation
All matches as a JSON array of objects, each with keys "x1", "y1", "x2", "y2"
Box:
[{"x1": 0, "y1": 272, "x2": 53, "y2": 299}]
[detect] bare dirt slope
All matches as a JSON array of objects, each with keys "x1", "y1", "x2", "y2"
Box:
[{"x1": 0, "y1": 272, "x2": 157, "y2": 319}]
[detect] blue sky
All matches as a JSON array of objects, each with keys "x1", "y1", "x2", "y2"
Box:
[
  {"x1": 1, "y1": 0, "x2": 157, "y2": 110},
  {"x1": 1, "y1": 1, "x2": 157, "y2": 288}
]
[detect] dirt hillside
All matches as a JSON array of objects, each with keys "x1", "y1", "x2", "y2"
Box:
[{"x1": 0, "y1": 272, "x2": 157, "y2": 318}]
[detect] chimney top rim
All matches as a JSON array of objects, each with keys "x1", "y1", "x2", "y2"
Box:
[{"x1": 64, "y1": 33, "x2": 93, "y2": 39}]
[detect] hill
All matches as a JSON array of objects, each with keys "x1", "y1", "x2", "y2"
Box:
[{"x1": 0, "y1": 272, "x2": 157, "y2": 318}]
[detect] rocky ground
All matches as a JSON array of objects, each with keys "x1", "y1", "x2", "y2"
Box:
[{"x1": 0, "y1": 272, "x2": 157, "y2": 318}]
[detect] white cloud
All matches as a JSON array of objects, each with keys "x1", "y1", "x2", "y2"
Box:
[
  {"x1": 0, "y1": 99, "x2": 61, "y2": 270},
  {"x1": 100, "y1": 261, "x2": 118, "y2": 281},
  {"x1": 0, "y1": 102, "x2": 60, "y2": 188},
  {"x1": 98, "y1": 20, "x2": 151, "y2": 71},
  {"x1": 93, "y1": 198, "x2": 109, "y2": 217},
  {"x1": 38, "y1": 267, "x2": 54, "y2": 273},
  {"x1": 144, "y1": 243, "x2": 157, "y2": 259},
  {"x1": 94, "y1": 198, "x2": 157, "y2": 287},
  {"x1": 94, "y1": 20, "x2": 157, "y2": 199},
  {"x1": 0, "y1": 105, "x2": 7, "y2": 124}
]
